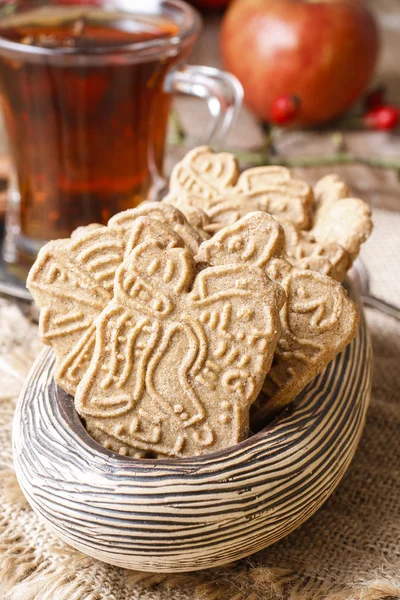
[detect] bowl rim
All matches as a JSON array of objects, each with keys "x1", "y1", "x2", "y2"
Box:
[
  {"x1": 55, "y1": 380, "x2": 300, "y2": 467},
  {"x1": 49, "y1": 278, "x2": 362, "y2": 467}
]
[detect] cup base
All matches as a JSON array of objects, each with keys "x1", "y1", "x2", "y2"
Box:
[{"x1": 2, "y1": 230, "x2": 44, "y2": 281}]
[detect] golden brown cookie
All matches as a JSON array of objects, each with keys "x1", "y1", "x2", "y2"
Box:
[
  {"x1": 27, "y1": 229, "x2": 125, "y2": 395},
  {"x1": 255, "y1": 257, "x2": 359, "y2": 425},
  {"x1": 27, "y1": 203, "x2": 199, "y2": 396},
  {"x1": 312, "y1": 174, "x2": 373, "y2": 263},
  {"x1": 29, "y1": 205, "x2": 285, "y2": 458},
  {"x1": 109, "y1": 201, "x2": 205, "y2": 255},
  {"x1": 280, "y1": 221, "x2": 350, "y2": 282},
  {"x1": 165, "y1": 146, "x2": 313, "y2": 231},
  {"x1": 75, "y1": 234, "x2": 284, "y2": 458},
  {"x1": 165, "y1": 148, "x2": 372, "y2": 281},
  {"x1": 197, "y1": 212, "x2": 359, "y2": 427},
  {"x1": 314, "y1": 174, "x2": 350, "y2": 212},
  {"x1": 174, "y1": 203, "x2": 212, "y2": 240}
]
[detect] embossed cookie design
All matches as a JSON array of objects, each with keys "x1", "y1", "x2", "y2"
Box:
[
  {"x1": 27, "y1": 229, "x2": 124, "y2": 396},
  {"x1": 280, "y1": 221, "x2": 350, "y2": 282},
  {"x1": 164, "y1": 147, "x2": 372, "y2": 281},
  {"x1": 312, "y1": 174, "x2": 373, "y2": 264},
  {"x1": 76, "y1": 237, "x2": 283, "y2": 457},
  {"x1": 27, "y1": 203, "x2": 203, "y2": 396},
  {"x1": 165, "y1": 145, "x2": 313, "y2": 231},
  {"x1": 27, "y1": 145, "x2": 369, "y2": 459},
  {"x1": 109, "y1": 201, "x2": 206, "y2": 255},
  {"x1": 196, "y1": 211, "x2": 359, "y2": 427},
  {"x1": 28, "y1": 207, "x2": 285, "y2": 458}
]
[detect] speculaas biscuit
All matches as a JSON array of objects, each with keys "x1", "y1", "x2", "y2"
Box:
[
  {"x1": 165, "y1": 145, "x2": 313, "y2": 231},
  {"x1": 27, "y1": 229, "x2": 124, "y2": 396},
  {"x1": 108, "y1": 201, "x2": 206, "y2": 255},
  {"x1": 28, "y1": 206, "x2": 285, "y2": 458},
  {"x1": 76, "y1": 231, "x2": 284, "y2": 457},
  {"x1": 312, "y1": 174, "x2": 373, "y2": 263},
  {"x1": 27, "y1": 203, "x2": 200, "y2": 396},
  {"x1": 196, "y1": 211, "x2": 359, "y2": 426},
  {"x1": 280, "y1": 221, "x2": 350, "y2": 282},
  {"x1": 256, "y1": 257, "x2": 359, "y2": 425},
  {"x1": 175, "y1": 203, "x2": 212, "y2": 240},
  {"x1": 164, "y1": 148, "x2": 372, "y2": 281}
]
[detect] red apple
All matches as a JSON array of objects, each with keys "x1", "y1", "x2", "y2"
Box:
[{"x1": 221, "y1": 0, "x2": 380, "y2": 126}]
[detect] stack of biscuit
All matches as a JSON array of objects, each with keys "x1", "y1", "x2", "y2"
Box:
[{"x1": 27, "y1": 147, "x2": 372, "y2": 459}]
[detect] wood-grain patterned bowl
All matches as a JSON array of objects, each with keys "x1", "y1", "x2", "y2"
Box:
[{"x1": 13, "y1": 288, "x2": 371, "y2": 573}]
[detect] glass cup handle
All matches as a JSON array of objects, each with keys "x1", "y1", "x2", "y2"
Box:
[{"x1": 165, "y1": 65, "x2": 243, "y2": 148}]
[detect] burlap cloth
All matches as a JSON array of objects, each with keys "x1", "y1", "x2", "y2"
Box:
[{"x1": 0, "y1": 204, "x2": 399, "y2": 600}]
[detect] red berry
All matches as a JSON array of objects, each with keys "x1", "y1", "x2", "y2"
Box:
[
  {"x1": 365, "y1": 105, "x2": 399, "y2": 131},
  {"x1": 270, "y1": 95, "x2": 300, "y2": 126},
  {"x1": 364, "y1": 85, "x2": 386, "y2": 110}
]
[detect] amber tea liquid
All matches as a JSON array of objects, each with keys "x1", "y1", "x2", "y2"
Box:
[{"x1": 0, "y1": 6, "x2": 181, "y2": 244}]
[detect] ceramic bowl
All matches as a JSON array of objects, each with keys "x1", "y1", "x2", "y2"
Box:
[{"x1": 13, "y1": 288, "x2": 371, "y2": 573}]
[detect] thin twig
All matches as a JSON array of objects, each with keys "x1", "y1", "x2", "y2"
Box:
[
  {"x1": 230, "y1": 149, "x2": 400, "y2": 171},
  {"x1": 167, "y1": 111, "x2": 400, "y2": 171}
]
